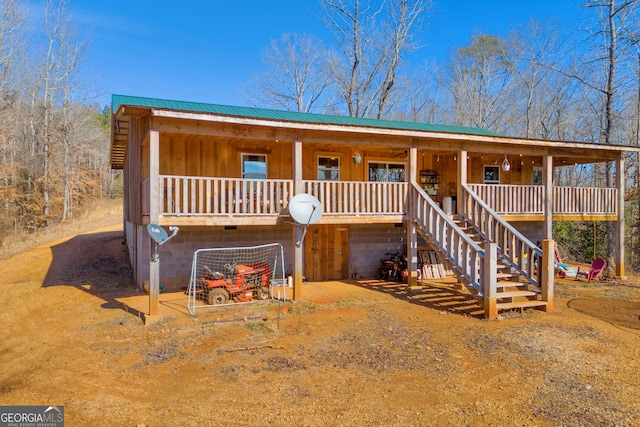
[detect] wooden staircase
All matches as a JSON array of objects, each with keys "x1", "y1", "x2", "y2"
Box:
[
  {"x1": 453, "y1": 215, "x2": 547, "y2": 314},
  {"x1": 416, "y1": 213, "x2": 547, "y2": 316},
  {"x1": 410, "y1": 183, "x2": 551, "y2": 319}
]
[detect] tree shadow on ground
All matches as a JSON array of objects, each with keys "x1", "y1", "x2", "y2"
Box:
[
  {"x1": 346, "y1": 277, "x2": 485, "y2": 319},
  {"x1": 567, "y1": 297, "x2": 640, "y2": 331},
  {"x1": 42, "y1": 230, "x2": 145, "y2": 319}
]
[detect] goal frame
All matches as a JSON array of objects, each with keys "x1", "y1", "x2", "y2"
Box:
[{"x1": 187, "y1": 243, "x2": 286, "y2": 315}]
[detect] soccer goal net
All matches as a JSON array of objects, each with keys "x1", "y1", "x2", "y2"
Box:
[{"x1": 187, "y1": 243, "x2": 286, "y2": 315}]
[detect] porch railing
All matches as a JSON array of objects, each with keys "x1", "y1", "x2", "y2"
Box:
[
  {"x1": 468, "y1": 184, "x2": 544, "y2": 215},
  {"x1": 154, "y1": 176, "x2": 616, "y2": 219},
  {"x1": 468, "y1": 184, "x2": 617, "y2": 216},
  {"x1": 411, "y1": 183, "x2": 484, "y2": 294},
  {"x1": 159, "y1": 175, "x2": 294, "y2": 215},
  {"x1": 461, "y1": 184, "x2": 541, "y2": 288},
  {"x1": 554, "y1": 186, "x2": 617, "y2": 215},
  {"x1": 156, "y1": 176, "x2": 408, "y2": 216},
  {"x1": 304, "y1": 180, "x2": 407, "y2": 214}
]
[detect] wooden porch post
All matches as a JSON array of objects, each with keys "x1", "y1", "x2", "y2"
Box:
[
  {"x1": 292, "y1": 139, "x2": 304, "y2": 300},
  {"x1": 147, "y1": 129, "x2": 161, "y2": 323},
  {"x1": 483, "y1": 242, "x2": 498, "y2": 320},
  {"x1": 407, "y1": 147, "x2": 418, "y2": 288},
  {"x1": 615, "y1": 157, "x2": 625, "y2": 278},
  {"x1": 541, "y1": 239, "x2": 554, "y2": 312},
  {"x1": 543, "y1": 155, "x2": 553, "y2": 240},
  {"x1": 457, "y1": 150, "x2": 467, "y2": 217}
]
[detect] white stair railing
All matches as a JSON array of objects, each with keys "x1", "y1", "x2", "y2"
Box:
[
  {"x1": 411, "y1": 183, "x2": 485, "y2": 295},
  {"x1": 461, "y1": 184, "x2": 542, "y2": 288}
]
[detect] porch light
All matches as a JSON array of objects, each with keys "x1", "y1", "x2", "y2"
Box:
[{"x1": 502, "y1": 155, "x2": 511, "y2": 172}]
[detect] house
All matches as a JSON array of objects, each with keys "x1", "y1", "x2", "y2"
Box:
[{"x1": 110, "y1": 94, "x2": 635, "y2": 320}]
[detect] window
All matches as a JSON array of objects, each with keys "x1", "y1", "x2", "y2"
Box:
[
  {"x1": 368, "y1": 162, "x2": 406, "y2": 182},
  {"x1": 483, "y1": 166, "x2": 500, "y2": 184},
  {"x1": 317, "y1": 156, "x2": 340, "y2": 180},
  {"x1": 532, "y1": 167, "x2": 543, "y2": 185},
  {"x1": 242, "y1": 154, "x2": 267, "y2": 179}
]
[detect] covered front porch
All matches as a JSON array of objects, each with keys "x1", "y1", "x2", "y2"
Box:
[
  {"x1": 145, "y1": 169, "x2": 620, "y2": 225},
  {"x1": 112, "y1": 95, "x2": 635, "y2": 320}
]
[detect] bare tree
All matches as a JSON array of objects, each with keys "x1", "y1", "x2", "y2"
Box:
[
  {"x1": 582, "y1": 0, "x2": 639, "y2": 265},
  {"x1": 321, "y1": 0, "x2": 430, "y2": 118},
  {"x1": 0, "y1": 0, "x2": 112, "y2": 243},
  {"x1": 507, "y1": 20, "x2": 579, "y2": 139},
  {"x1": 37, "y1": 0, "x2": 88, "y2": 219},
  {"x1": 397, "y1": 59, "x2": 446, "y2": 123},
  {"x1": 446, "y1": 34, "x2": 515, "y2": 131},
  {"x1": 0, "y1": 0, "x2": 26, "y2": 221},
  {"x1": 375, "y1": 0, "x2": 429, "y2": 118},
  {"x1": 244, "y1": 33, "x2": 334, "y2": 113}
]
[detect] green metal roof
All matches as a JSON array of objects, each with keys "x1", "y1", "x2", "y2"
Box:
[{"x1": 112, "y1": 94, "x2": 499, "y2": 137}]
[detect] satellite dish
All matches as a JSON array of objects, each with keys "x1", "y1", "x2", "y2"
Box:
[
  {"x1": 288, "y1": 194, "x2": 323, "y2": 248},
  {"x1": 147, "y1": 224, "x2": 169, "y2": 244},
  {"x1": 289, "y1": 193, "x2": 323, "y2": 226},
  {"x1": 147, "y1": 224, "x2": 179, "y2": 245},
  {"x1": 147, "y1": 224, "x2": 179, "y2": 261}
]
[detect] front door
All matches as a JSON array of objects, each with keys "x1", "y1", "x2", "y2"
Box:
[{"x1": 304, "y1": 224, "x2": 349, "y2": 280}]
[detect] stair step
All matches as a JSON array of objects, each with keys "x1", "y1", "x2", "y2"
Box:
[
  {"x1": 495, "y1": 290, "x2": 538, "y2": 299},
  {"x1": 496, "y1": 300, "x2": 547, "y2": 310},
  {"x1": 496, "y1": 282, "x2": 527, "y2": 290},
  {"x1": 497, "y1": 273, "x2": 519, "y2": 280},
  {"x1": 496, "y1": 280, "x2": 524, "y2": 286}
]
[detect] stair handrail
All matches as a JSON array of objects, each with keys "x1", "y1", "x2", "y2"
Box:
[
  {"x1": 461, "y1": 184, "x2": 542, "y2": 287},
  {"x1": 411, "y1": 183, "x2": 485, "y2": 294}
]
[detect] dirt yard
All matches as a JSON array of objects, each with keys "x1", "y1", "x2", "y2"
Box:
[{"x1": 1, "y1": 216, "x2": 640, "y2": 426}]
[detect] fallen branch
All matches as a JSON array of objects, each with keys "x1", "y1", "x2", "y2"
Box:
[{"x1": 222, "y1": 344, "x2": 286, "y2": 353}]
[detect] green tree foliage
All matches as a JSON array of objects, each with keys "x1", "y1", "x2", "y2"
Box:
[{"x1": 554, "y1": 221, "x2": 609, "y2": 263}]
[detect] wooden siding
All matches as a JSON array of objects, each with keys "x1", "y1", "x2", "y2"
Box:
[
  {"x1": 158, "y1": 133, "x2": 293, "y2": 179},
  {"x1": 125, "y1": 114, "x2": 148, "y2": 224}
]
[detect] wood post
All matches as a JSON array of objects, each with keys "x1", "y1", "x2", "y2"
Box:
[
  {"x1": 543, "y1": 155, "x2": 553, "y2": 240},
  {"x1": 457, "y1": 150, "x2": 467, "y2": 217},
  {"x1": 148, "y1": 129, "x2": 160, "y2": 320},
  {"x1": 541, "y1": 239, "x2": 554, "y2": 313},
  {"x1": 483, "y1": 242, "x2": 497, "y2": 320},
  {"x1": 615, "y1": 157, "x2": 625, "y2": 278},
  {"x1": 407, "y1": 147, "x2": 418, "y2": 287},
  {"x1": 292, "y1": 139, "x2": 304, "y2": 300}
]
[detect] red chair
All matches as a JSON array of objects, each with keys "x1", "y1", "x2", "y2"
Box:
[{"x1": 575, "y1": 257, "x2": 607, "y2": 283}]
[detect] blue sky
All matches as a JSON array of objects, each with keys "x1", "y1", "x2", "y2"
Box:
[{"x1": 62, "y1": 0, "x2": 583, "y2": 109}]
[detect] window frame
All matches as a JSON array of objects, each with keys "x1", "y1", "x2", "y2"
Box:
[
  {"x1": 317, "y1": 155, "x2": 341, "y2": 181},
  {"x1": 483, "y1": 165, "x2": 500, "y2": 184},
  {"x1": 366, "y1": 160, "x2": 407, "y2": 182},
  {"x1": 241, "y1": 153, "x2": 267, "y2": 180}
]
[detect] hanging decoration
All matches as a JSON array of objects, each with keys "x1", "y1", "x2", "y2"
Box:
[
  {"x1": 352, "y1": 148, "x2": 362, "y2": 167},
  {"x1": 502, "y1": 155, "x2": 511, "y2": 172}
]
